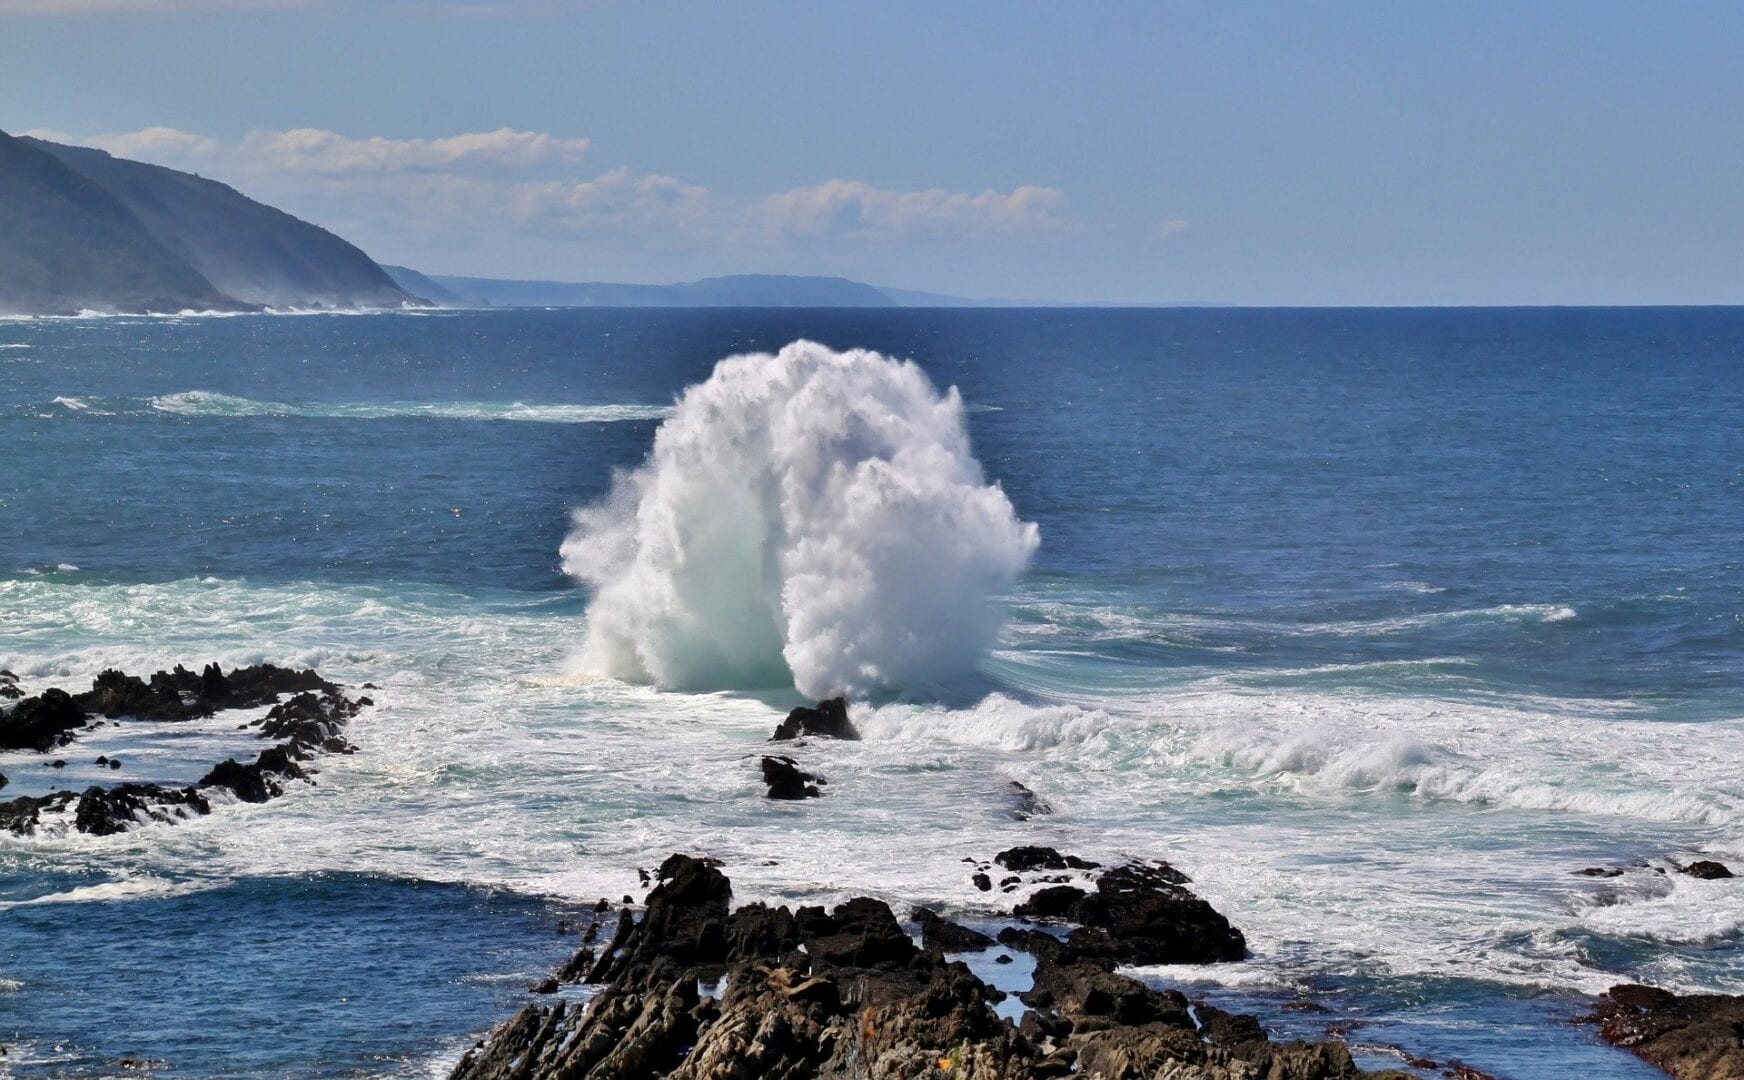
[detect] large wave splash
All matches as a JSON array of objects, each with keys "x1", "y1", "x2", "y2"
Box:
[{"x1": 561, "y1": 340, "x2": 1039, "y2": 699}]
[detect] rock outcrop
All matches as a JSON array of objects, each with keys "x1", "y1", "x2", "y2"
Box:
[
  {"x1": 1588, "y1": 984, "x2": 1744, "y2": 1079},
  {"x1": 451, "y1": 855, "x2": 1392, "y2": 1080},
  {"x1": 771, "y1": 698, "x2": 860, "y2": 741},
  {"x1": 0, "y1": 662, "x2": 367, "y2": 836}
]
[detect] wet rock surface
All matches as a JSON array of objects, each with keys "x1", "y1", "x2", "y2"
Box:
[
  {"x1": 452, "y1": 855, "x2": 1394, "y2": 1080},
  {"x1": 761, "y1": 755, "x2": 823, "y2": 800},
  {"x1": 770, "y1": 697, "x2": 860, "y2": 741},
  {"x1": 1588, "y1": 984, "x2": 1744, "y2": 1079},
  {"x1": 1678, "y1": 860, "x2": 1734, "y2": 881},
  {"x1": 0, "y1": 662, "x2": 367, "y2": 836}
]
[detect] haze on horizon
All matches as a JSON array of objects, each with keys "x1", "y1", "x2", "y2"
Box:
[{"x1": 5, "y1": 0, "x2": 1742, "y2": 307}]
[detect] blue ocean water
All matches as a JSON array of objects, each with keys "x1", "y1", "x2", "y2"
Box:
[{"x1": 1, "y1": 307, "x2": 1739, "y2": 1077}]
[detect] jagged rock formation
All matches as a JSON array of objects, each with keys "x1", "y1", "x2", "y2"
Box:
[
  {"x1": 451, "y1": 855, "x2": 1401, "y2": 1080},
  {"x1": 0, "y1": 662, "x2": 367, "y2": 836}
]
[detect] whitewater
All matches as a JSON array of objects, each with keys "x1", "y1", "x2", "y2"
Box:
[{"x1": 2, "y1": 306, "x2": 1740, "y2": 1077}]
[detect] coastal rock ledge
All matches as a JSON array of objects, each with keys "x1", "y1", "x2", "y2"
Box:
[
  {"x1": 452, "y1": 854, "x2": 1408, "y2": 1080},
  {"x1": 1588, "y1": 984, "x2": 1744, "y2": 1080}
]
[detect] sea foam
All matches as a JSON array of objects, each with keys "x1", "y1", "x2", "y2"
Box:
[{"x1": 562, "y1": 340, "x2": 1038, "y2": 698}]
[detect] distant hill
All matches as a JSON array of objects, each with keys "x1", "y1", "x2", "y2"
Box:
[
  {"x1": 0, "y1": 127, "x2": 416, "y2": 315},
  {"x1": 23, "y1": 136, "x2": 413, "y2": 310},
  {"x1": 0, "y1": 129, "x2": 239, "y2": 315},
  {"x1": 382, "y1": 265, "x2": 465, "y2": 306},
  {"x1": 427, "y1": 273, "x2": 896, "y2": 308}
]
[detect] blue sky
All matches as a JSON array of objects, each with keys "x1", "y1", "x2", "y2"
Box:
[{"x1": 4, "y1": 1, "x2": 1742, "y2": 304}]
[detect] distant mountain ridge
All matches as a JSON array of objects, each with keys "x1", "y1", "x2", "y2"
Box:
[
  {"x1": 399, "y1": 272, "x2": 895, "y2": 308},
  {"x1": 0, "y1": 128, "x2": 415, "y2": 315},
  {"x1": 383, "y1": 267, "x2": 1220, "y2": 309}
]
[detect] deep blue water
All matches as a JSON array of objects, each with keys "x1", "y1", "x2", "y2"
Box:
[{"x1": 1, "y1": 307, "x2": 1739, "y2": 1077}]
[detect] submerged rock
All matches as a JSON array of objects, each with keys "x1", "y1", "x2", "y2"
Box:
[
  {"x1": 770, "y1": 697, "x2": 860, "y2": 741},
  {"x1": 1588, "y1": 983, "x2": 1744, "y2": 1079},
  {"x1": 1006, "y1": 779, "x2": 1054, "y2": 820}
]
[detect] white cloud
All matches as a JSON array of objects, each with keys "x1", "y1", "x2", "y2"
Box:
[
  {"x1": 236, "y1": 127, "x2": 591, "y2": 174},
  {"x1": 762, "y1": 179, "x2": 1070, "y2": 238},
  {"x1": 1154, "y1": 218, "x2": 1191, "y2": 240},
  {"x1": 23, "y1": 124, "x2": 1080, "y2": 277},
  {"x1": 23, "y1": 126, "x2": 221, "y2": 164}
]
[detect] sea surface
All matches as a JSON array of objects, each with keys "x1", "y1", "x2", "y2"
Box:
[{"x1": 1, "y1": 306, "x2": 1740, "y2": 1077}]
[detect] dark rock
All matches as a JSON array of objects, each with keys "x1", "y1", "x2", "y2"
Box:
[
  {"x1": 80, "y1": 668, "x2": 185, "y2": 720},
  {"x1": 1577, "y1": 867, "x2": 1625, "y2": 878},
  {"x1": 770, "y1": 697, "x2": 859, "y2": 741},
  {"x1": 761, "y1": 755, "x2": 822, "y2": 800},
  {"x1": 0, "y1": 771, "x2": 7, "y2": 790},
  {"x1": 529, "y1": 977, "x2": 558, "y2": 994},
  {"x1": 996, "y1": 926, "x2": 1074, "y2": 963},
  {"x1": 49, "y1": 759, "x2": 66, "y2": 768},
  {"x1": 995, "y1": 953, "x2": 1012, "y2": 964},
  {"x1": 0, "y1": 688, "x2": 88, "y2": 751},
  {"x1": 73, "y1": 783, "x2": 210, "y2": 835},
  {"x1": 1007, "y1": 779, "x2": 1053, "y2": 820},
  {"x1": 199, "y1": 745, "x2": 306, "y2": 803},
  {"x1": 1097, "y1": 859, "x2": 1190, "y2": 889},
  {"x1": 995, "y1": 845, "x2": 1101, "y2": 873},
  {"x1": 1014, "y1": 885, "x2": 1088, "y2": 920},
  {"x1": 913, "y1": 906, "x2": 996, "y2": 951},
  {"x1": 972, "y1": 872, "x2": 992, "y2": 892},
  {"x1": 1, "y1": 791, "x2": 75, "y2": 834},
  {"x1": 1588, "y1": 984, "x2": 1744, "y2": 1079},
  {"x1": 109, "y1": 758, "x2": 122, "y2": 769},
  {"x1": 453, "y1": 853, "x2": 1387, "y2": 1080},
  {"x1": 1680, "y1": 860, "x2": 1734, "y2": 880}
]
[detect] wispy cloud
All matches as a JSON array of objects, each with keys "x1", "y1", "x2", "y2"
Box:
[
  {"x1": 25, "y1": 124, "x2": 1103, "y2": 278},
  {"x1": 762, "y1": 179, "x2": 1071, "y2": 238},
  {"x1": 1154, "y1": 219, "x2": 1191, "y2": 240},
  {"x1": 237, "y1": 127, "x2": 591, "y2": 174}
]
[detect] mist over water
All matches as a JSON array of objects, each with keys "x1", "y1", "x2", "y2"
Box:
[{"x1": 561, "y1": 340, "x2": 1039, "y2": 698}]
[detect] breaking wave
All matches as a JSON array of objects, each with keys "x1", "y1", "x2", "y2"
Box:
[
  {"x1": 562, "y1": 340, "x2": 1039, "y2": 698},
  {"x1": 147, "y1": 390, "x2": 672, "y2": 424}
]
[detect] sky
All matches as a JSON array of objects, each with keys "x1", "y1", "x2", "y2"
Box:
[{"x1": 3, "y1": 1, "x2": 1743, "y2": 305}]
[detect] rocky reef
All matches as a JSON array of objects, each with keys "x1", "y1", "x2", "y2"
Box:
[
  {"x1": 0, "y1": 663, "x2": 368, "y2": 836},
  {"x1": 451, "y1": 853, "x2": 1405, "y2": 1080},
  {"x1": 1588, "y1": 984, "x2": 1744, "y2": 1080}
]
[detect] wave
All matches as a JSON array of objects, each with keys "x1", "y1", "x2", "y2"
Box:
[
  {"x1": 561, "y1": 340, "x2": 1038, "y2": 698},
  {"x1": 1009, "y1": 599, "x2": 1579, "y2": 644},
  {"x1": 48, "y1": 395, "x2": 115, "y2": 416},
  {"x1": 0, "y1": 877, "x2": 221, "y2": 909},
  {"x1": 147, "y1": 390, "x2": 672, "y2": 424}
]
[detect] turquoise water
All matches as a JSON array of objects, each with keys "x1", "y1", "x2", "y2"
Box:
[{"x1": 1, "y1": 307, "x2": 1739, "y2": 1076}]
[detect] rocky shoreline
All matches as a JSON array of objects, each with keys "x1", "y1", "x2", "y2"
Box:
[
  {"x1": 0, "y1": 662, "x2": 369, "y2": 836},
  {"x1": 443, "y1": 700, "x2": 1743, "y2": 1080},
  {"x1": 451, "y1": 853, "x2": 1401, "y2": 1080}
]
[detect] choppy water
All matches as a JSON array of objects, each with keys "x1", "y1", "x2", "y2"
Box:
[{"x1": 2, "y1": 307, "x2": 1740, "y2": 1077}]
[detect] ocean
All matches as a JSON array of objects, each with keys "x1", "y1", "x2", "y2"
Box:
[{"x1": 0, "y1": 306, "x2": 1739, "y2": 1077}]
